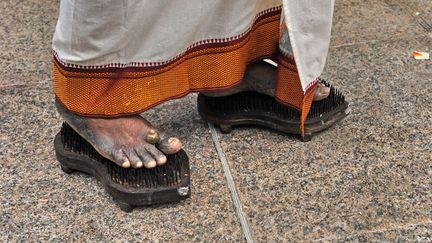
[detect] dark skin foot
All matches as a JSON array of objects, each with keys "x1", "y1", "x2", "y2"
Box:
[
  {"x1": 203, "y1": 60, "x2": 330, "y2": 101},
  {"x1": 56, "y1": 101, "x2": 182, "y2": 169}
]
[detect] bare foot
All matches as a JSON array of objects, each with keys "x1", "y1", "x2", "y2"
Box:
[
  {"x1": 56, "y1": 101, "x2": 182, "y2": 169},
  {"x1": 203, "y1": 60, "x2": 330, "y2": 101}
]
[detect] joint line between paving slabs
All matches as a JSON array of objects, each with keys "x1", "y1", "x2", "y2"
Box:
[{"x1": 208, "y1": 122, "x2": 254, "y2": 243}]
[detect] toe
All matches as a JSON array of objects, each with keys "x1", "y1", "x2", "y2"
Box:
[
  {"x1": 144, "y1": 160, "x2": 157, "y2": 169},
  {"x1": 157, "y1": 134, "x2": 182, "y2": 154},
  {"x1": 124, "y1": 149, "x2": 143, "y2": 168},
  {"x1": 111, "y1": 149, "x2": 131, "y2": 168},
  {"x1": 135, "y1": 146, "x2": 157, "y2": 169},
  {"x1": 314, "y1": 85, "x2": 330, "y2": 101},
  {"x1": 146, "y1": 145, "x2": 168, "y2": 166}
]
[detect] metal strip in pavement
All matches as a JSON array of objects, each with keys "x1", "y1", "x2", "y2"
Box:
[{"x1": 208, "y1": 122, "x2": 254, "y2": 243}]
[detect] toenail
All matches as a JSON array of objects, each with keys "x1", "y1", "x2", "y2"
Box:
[
  {"x1": 168, "y1": 137, "x2": 178, "y2": 144},
  {"x1": 157, "y1": 156, "x2": 167, "y2": 165},
  {"x1": 122, "y1": 160, "x2": 131, "y2": 168},
  {"x1": 146, "y1": 160, "x2": 157, "y2": 168},
  {"x1": 136, "y1": 161, "x2": 143, "y2": 168}
]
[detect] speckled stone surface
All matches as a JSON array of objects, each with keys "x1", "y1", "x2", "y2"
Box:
[
  {"x1": 0, "y1": 84, "x2": 243, "y2": 242},
  {"x1": 0, "y1": 0, "x2": 57, "y2": 87},
  {"x1": 331, "y1": 0, "x2": 425, "y2": 47},
  {"x1": 337, "y1": 223, "x2": 432, "y2": 242},
  {"x1": 385, "y1": 0, "x2": 432, "y2": 33},
  {"x1": 216, "y1": 1, "x2": 432, "y2": 242}
]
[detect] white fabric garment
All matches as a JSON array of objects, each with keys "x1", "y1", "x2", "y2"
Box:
[
  {"x1": 281, "y1": 0, "x2": 334, "y2": 91},
  {"x1": 52, "y1": 0, "x2": 334, "y2": 93},
  {"x1": 53, "y1": 0, "x2": 280, "y2": 66}
]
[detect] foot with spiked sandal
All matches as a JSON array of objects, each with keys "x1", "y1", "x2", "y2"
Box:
[
  {"x1": 54, "y1": 101, "x2": 191, "y2": 212},
  {"x1": 198, "y1": 60, "x2": 349, "y2": 141},
  {"x1": 54, "y1": 60, "x2": 348, "y2": 212}
]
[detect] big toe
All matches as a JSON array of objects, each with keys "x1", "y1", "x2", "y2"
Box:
[
  {"x1": 314, "y1": 85, "x2": 330, "y2": 101},
  {"x1": 157, "y1": 136, "x2": 182, "y2": 154}
]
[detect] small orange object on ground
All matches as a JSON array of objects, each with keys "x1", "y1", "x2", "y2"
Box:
[{"x1": 412, "y1": 51, "x2": 430, "y2": 60}]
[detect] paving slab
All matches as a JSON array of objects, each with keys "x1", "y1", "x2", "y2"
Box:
[
  {"x1": 216, "y1": 16, "x2": 432, "y2": 243},
  {"x1": 0, "y1": 84, "x2": 243, "y2": 242}
]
